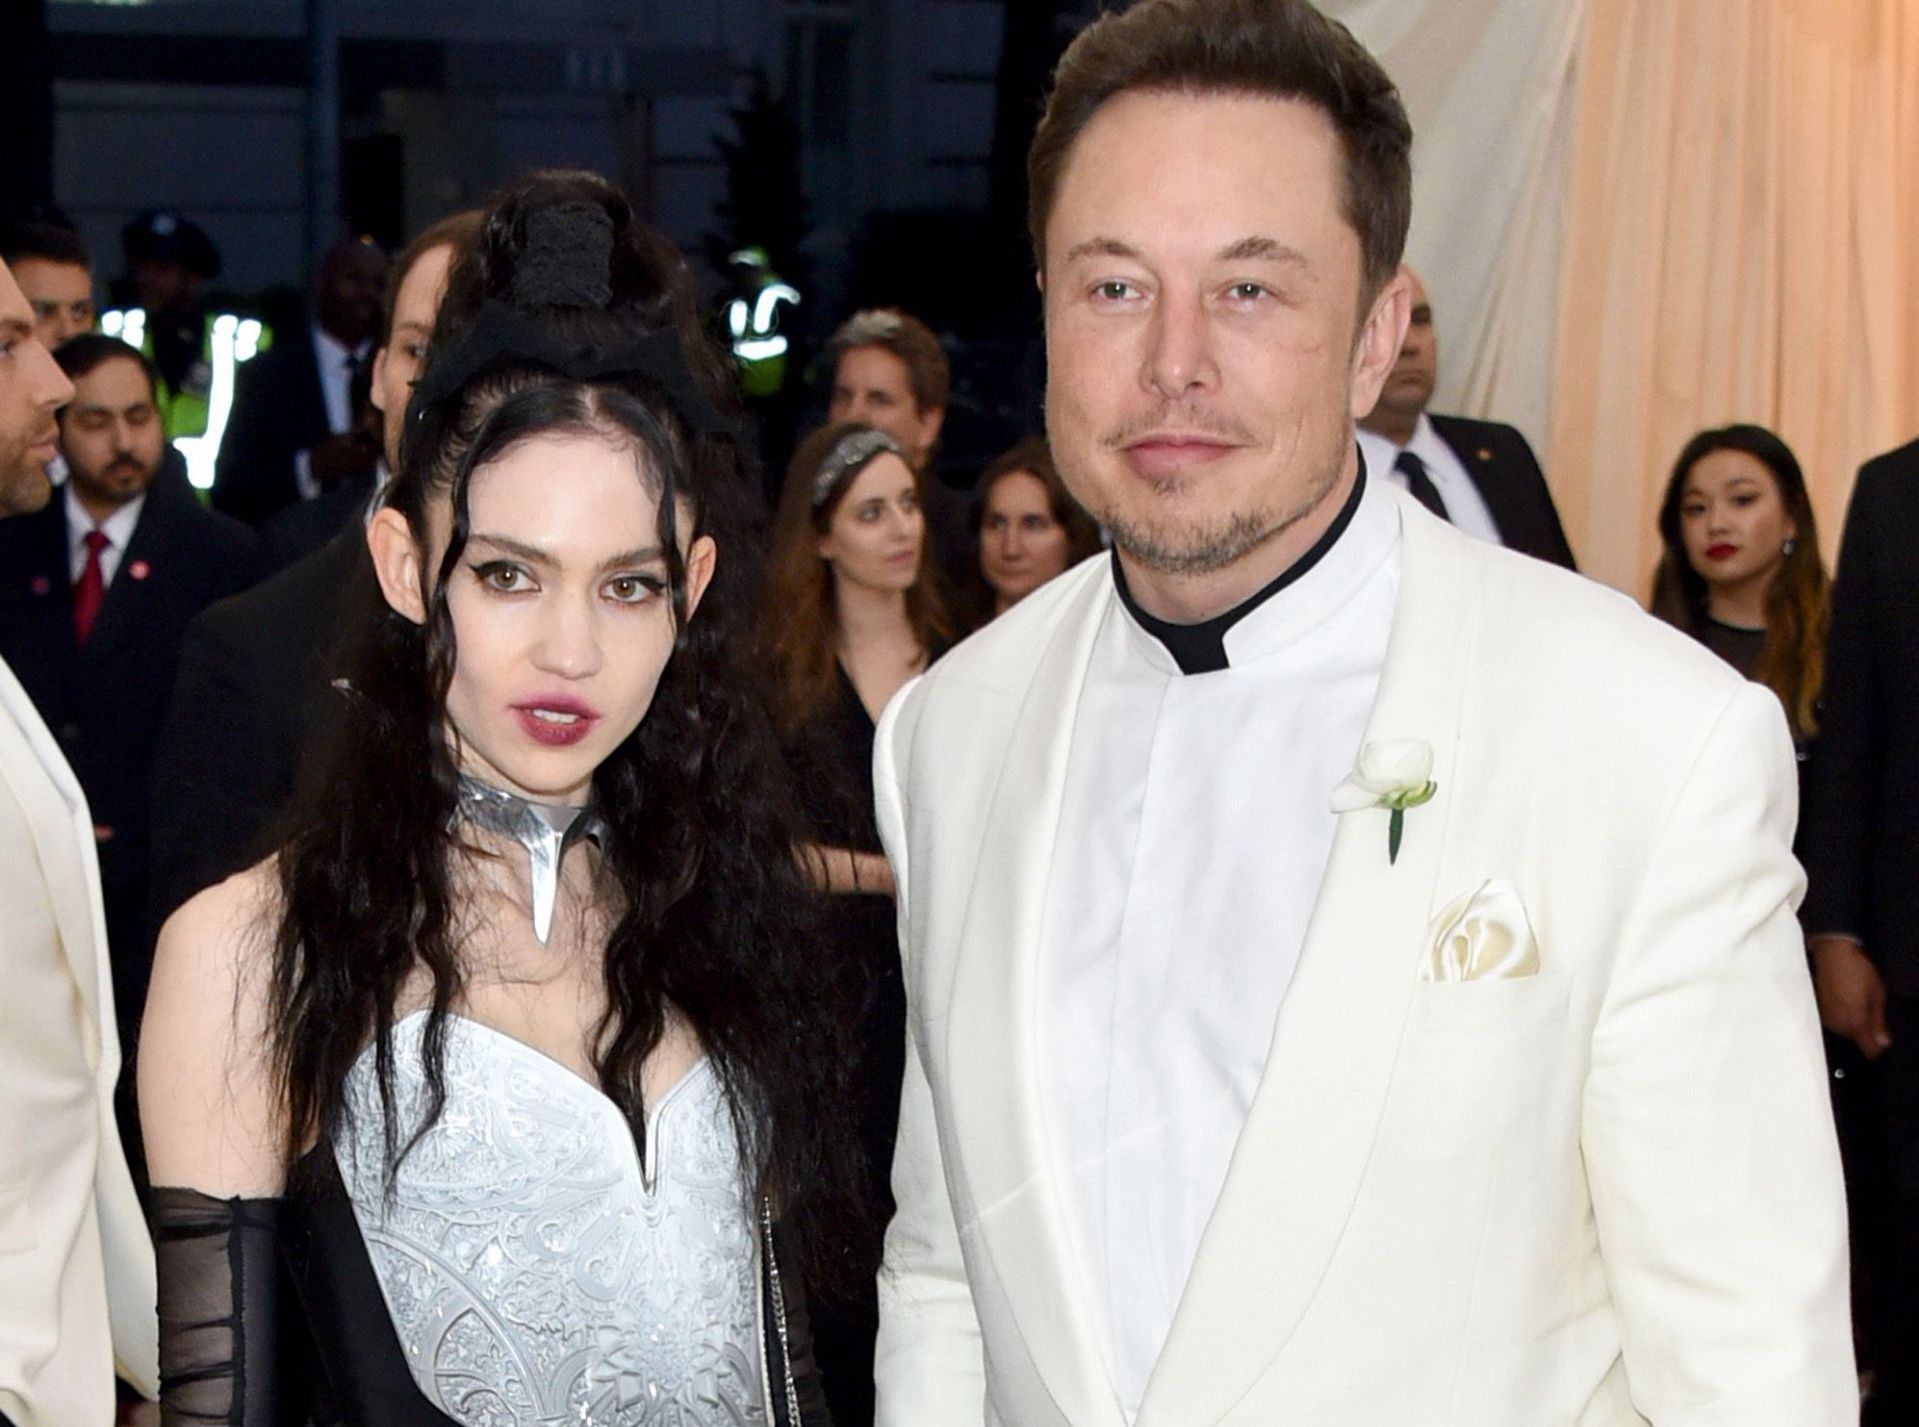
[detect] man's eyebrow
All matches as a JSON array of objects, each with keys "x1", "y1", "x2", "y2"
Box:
[
  {"x1": 1410, "y1": 303, "x2": 1433, "y2": 321},
  {"x1": 1215, "y1": 236, "x2": 1310, "y2": 267},
  {"x1": 0, "y1": 317, "x2": 31, "y2": 341},
  {"x1": 1062, "y1": 237, "x2": 1144, "y2": 266}
]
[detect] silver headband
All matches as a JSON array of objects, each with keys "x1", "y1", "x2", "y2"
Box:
[{"x1": 811, "y1": 427, "x2": 904, "y2": 508}]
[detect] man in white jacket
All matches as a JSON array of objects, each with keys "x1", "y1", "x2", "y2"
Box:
[
  {"x1": 870, "y1": 1, "x2": 1854, "y2": 1423},
  {"x1": 0, "y1": 255, "x2": 159, "y2": 1425}
]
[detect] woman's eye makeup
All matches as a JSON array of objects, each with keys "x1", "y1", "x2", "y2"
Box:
[
  {"x1": 604, "y1": 572, "x2": 666, "y2": 604},
  {"x1": 471, "y1": 560, "x2": 534, "y2": 592}
]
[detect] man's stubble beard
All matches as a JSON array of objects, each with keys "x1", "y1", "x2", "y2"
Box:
[
  {"x1": 0, "y1": 442, "x2": 54, "y2": 518},
  {"x1": 1088, "y1": 444, "x2": 1346, "y2": 577}
]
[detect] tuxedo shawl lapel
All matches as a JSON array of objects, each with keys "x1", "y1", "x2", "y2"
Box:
[
  {"x1": 1136, "y1": 499, "x2": 1481, "y2": 1426},
  {"x1": 0, "y1": 655, "x2": 109, "y2": 1043},
  {"x1": 943, "y1": 565, "x2": 1126, "y2": 1427}
]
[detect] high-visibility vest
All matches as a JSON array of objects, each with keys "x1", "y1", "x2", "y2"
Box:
[
  {"x1": 99, "y1": 307, "x2": 269, "y2": 491},
  {"x1": 724, "y1": 263, "x2": 801, "y2": 399}
]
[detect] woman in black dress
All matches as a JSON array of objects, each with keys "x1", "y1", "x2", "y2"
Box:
[
  {"x1": 1650, "y1": 422, "x2": 1828, "y2": 746},
  {"x1": 758, "y1": 421, "x2": 950, "y2": 1426}
]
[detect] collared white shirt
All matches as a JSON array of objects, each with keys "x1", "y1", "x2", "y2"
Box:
[
  {"x1": 295, "y1": 325, "x2": 372, "y2": 500},
  {"x1": 1036, "y1": 468, "x2": 1402, "y2": 1419},
  {"x1": 65, "y1": 482, "x2": 146, "y2": 590},
  {"x1": 1358, "y1": 411, "x2": 1502, "y2": 546},
  {"x1": 313, "y1": 324, "x2": 367, "y2": 435}
]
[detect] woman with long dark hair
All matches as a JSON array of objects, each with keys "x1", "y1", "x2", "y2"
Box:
[
  {"x1": 756, "y1": 421, "x2": 948, "y2": 1426},
  {"x1": 1650, "y1": 422, "x2": 1829, "y2": 743},
  {"x1": 138, "y1": 173, "x2": 858, "y2": 1426},
  {"x1": 963, "y1": 435, "x2": 1102, "y2": 632}
]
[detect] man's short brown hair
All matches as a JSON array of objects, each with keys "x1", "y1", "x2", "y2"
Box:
[
  {"x1": 381, "y1": 210, "x2": 484, "y2": 346},
  {"x1": 1028, "y1": 0, "x2": 1412, "y2": 304},
  {"x1": 824, "y1": 308, "x2": 951, "y2": 415}
]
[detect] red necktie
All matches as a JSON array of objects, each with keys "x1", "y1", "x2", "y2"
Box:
[{"x1": 73, "y1": 528, "x2": 110, "y2": 644}]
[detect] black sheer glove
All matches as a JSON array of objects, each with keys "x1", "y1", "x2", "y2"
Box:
[{"x1": 151, "y1": 1187, "x2": 284, "y2": 1426}]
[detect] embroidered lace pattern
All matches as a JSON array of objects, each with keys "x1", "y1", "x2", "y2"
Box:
[{"x1": 334, "y1": 1012, "x2": 768, "y2": 1426}]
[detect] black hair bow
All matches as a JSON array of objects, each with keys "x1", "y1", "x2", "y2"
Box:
[{"x1": 411, "y1": 300, "x2": 735, "y2": 439}]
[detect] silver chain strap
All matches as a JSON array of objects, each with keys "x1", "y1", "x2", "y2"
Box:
[{"x1": 761, "y1": 1197, "x2": 802, "y2": 1425}]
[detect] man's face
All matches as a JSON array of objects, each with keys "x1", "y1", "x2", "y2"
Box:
[
  {"x1": 369, "y1": 241, "x2": 455, "y2": 472},
  {"x1": 131, "y1": 257, "x2": 198, "y2": 317},
  {"x1": 1374, "y1": 267, "x2": 1436, "y2": 421},
  {"x1": 828, "y1": 345, "x2": 943, "y2": 469},
  {"x1": 12, "y1": 258, "x2": 95, "y2": 348},
  {"x1": 1042, "y1": 90, "x2": 1403, "y2": 575},
  {"x1": 0, "y1": 259, "x2": 76, "y2": 517},
  {"x1": 316, "y1": 240, "x2": 388, "y2": 349},
  {"x1": 60, "y1": 355, "x2": 164, "y2": 510}
]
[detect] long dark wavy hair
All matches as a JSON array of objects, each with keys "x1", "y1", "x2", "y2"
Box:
[
  {"x1": 265, "y1": 171, "x2": 866, "y2": 1289},
  {"x1": 1649, "y1": 422, "x2": 1829, "y2": 741},
  {"x1": 759, "y1": 420, "x2": 951, "y2": 732}
]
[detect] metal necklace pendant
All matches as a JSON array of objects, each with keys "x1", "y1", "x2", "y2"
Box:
[{"x1": 453, "y1": 774, "x2": 607, "y2": 945}]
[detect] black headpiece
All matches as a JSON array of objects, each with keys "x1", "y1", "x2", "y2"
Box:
[
  {"x1": 410, "y1": 200, "x2": 733, "y2": 439},
  {"x1": 410, "y1": 303, "x2": 734, "y2": 439}
]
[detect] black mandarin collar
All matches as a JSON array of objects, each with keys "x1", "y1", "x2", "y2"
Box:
[{"x1": 1111, "y1": 460, "x2": 1368, "y2": 675}]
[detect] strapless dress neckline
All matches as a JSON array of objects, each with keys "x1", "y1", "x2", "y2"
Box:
[{"x1": 332, "y1": 1008, "x2": 769, "y2": 1426}]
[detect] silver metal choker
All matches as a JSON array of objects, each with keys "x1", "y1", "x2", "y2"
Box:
[{"x1": 453, "y1": 774, "x2": 607, "y2": 945}]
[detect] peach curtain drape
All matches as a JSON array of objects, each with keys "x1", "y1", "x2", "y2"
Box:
[{"x1": 1547, "y1": 0, "x2": 1919, "y2": 594}]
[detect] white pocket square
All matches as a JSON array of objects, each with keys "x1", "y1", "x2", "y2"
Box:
[{"x1": 1423, "y1": 878, "x2": 1540, "y2": 982}]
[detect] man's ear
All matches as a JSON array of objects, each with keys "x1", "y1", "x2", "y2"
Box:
[
  {"x1": 681, "y1": 534, "x2": 719, "y2": 624},
  {"x1": 367, "y1": 345, "x2": 389, "y2": 415},
  {"x1": 1350, "y1": 272, "x2": 1413, "y2": 421},
  {"x1": 366, "y1": 506, "x2": 429, "y2": 624}
]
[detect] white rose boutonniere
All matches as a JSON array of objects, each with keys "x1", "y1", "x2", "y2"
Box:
[{"x1": 1331, "y1": 739, "x2": 1437, "y2": 865}]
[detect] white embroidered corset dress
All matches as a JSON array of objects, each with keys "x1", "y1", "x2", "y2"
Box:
[{"x1": 333, "y1": 1011, "x2": 769, "y2": 1427}]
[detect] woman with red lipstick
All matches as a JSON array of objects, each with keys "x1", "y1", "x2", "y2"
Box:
[
  {"x1": 137, "y1": 173, "x2": 860, "y2": 1426},
  {"x1": 1651, "y1": 423, "x2": 1829, "y2": 744},
  {"x1": 759, "y1": 419, "x2": 949, "y2": 1427}
]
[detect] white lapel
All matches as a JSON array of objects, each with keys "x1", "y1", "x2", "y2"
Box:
[
  {"x1": 0, "y1": 653, "x2": 110, "y2": 1043},
  {"x1": 940, "y1": 563, "x2": 1128, "y2": 1427},
  {"x1": 1135, "y1": 496, "x2": 1482, "y2": 1425}
]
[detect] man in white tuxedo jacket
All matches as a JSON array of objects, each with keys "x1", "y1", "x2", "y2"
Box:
[
  {"x1": 0, "y1": 256, "x2": 159, "y2": 1425},
  {"x1": 870, "y1": 3, "x2": 1853, "y2": 1424}
]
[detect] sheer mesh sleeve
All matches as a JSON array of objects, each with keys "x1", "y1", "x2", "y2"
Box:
[{"x1": 151, "y1": 1187, "x2": 284, "y2": 1426}]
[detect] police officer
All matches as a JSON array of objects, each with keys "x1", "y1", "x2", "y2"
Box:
[{"x1": 101, "y1": 211, "x2": 267, "y2": 492}]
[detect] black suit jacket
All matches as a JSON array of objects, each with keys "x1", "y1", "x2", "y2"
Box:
[
  {"x1": 211, "y1": 328, "x2": 334, "y2": 525},
  {"x1": 1799, "y1": 437, "x2": 1919, "y2": 994},
  {"x1": 1428, "y1": 414, "x2": 1578, "y2": 570},
  {"x1": 259, "y1": 468, "x2": 377, "y2": 575},
  {"x1": 0, "y1": 478, "x2": 259, "y2": 1030},
  {"x1": 147, "y1": 524, "x2": 369, "y2": 928}
]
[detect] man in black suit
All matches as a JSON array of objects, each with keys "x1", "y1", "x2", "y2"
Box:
[
  {"x1": 0, "y1": 335, "x2": 257, "y2": 1042},
  {"x1": 1358, "y1": 266, "x2": 1576, "y2": 569},
  {"x1": 1800, "y1": 434, "x2": 1919, "y2": 1425},
  {"x1": 209, "y1": 235, "x2": 386, "y2": 525},
  {"x1": 148, "y1": 211, "x2": 481, "y2": 928}
]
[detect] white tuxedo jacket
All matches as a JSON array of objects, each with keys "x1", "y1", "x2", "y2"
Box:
[
  {"x1": 871, "y1": 493, "x2": 1852, "y2": 1427},
  {"x1": 0, "y1": 653, "x2": 158, "y2": 1425}
]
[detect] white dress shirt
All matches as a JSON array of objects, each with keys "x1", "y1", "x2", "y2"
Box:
[
  {"x1": 294, "y1": 325, "x2": 371, "y2": 500},
  {"x1": 64, "y1": 482, "x2": 146, "y2": 590},
  {"x1": 1358, "y1": 411, "x2": 1503, "y2": 546},
  {"x1": 1036, "y1": 468, "x2": 1402, "y2": 1419}
]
